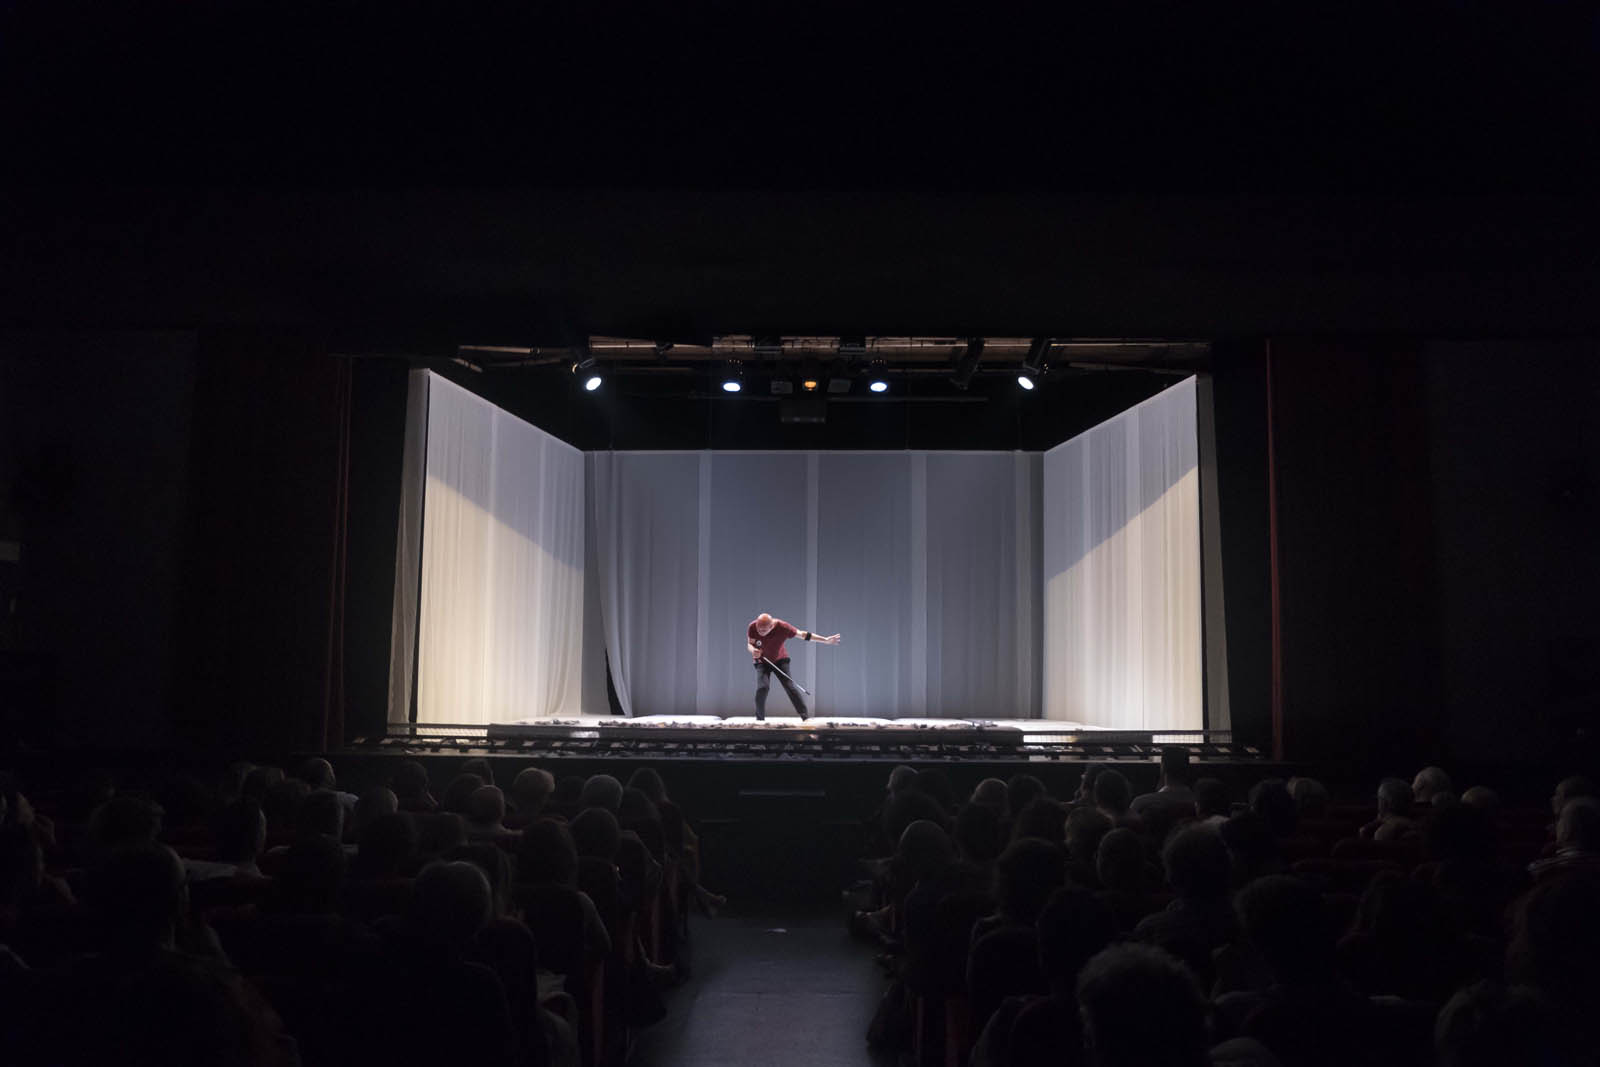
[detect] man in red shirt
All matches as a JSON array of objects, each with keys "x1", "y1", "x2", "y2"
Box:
[{"x1": 745, "y1": 613, "x2": 841, "y2": 721}]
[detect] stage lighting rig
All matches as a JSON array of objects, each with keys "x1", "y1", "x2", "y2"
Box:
[
  {"x1": 799, "y1": 357, "x2": 822, "y2": 392},
  {"x1": 570, "y1": 346, "x2": 601, "y2": 391},
  {"x1": 1018, "y1": 337, "x2": 1051, "y2": 390},
  {"x1": 867, "y1": 358, "x2": 889, "y2": 393},
  {"x1": 950, "y1": 338, "x2": 984, "y2": 390}
]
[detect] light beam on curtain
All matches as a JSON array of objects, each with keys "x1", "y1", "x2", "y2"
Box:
[
  {"x1": 1042, "y1": 377, "x2": 1202, "y2": 729},
  {"x1": 415, "y1": 374, "x2": 585, "y2": 723}
]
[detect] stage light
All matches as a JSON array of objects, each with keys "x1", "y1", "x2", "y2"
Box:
[
  {"x1": 802, "y1": 378, "x2": 819, "y2": 391},
  {"x1": 721, "y1": 358, "x2": 744, "y2": 393},
  {"x1": 950, "y1": 338, "x2": 984, "y2": 389},
  {"x1": 867, "y1": 357, "x2": 889, "y2": 393},
  {"x1": 1018, "y1": 336, "x2": 1051, "y2": 390},
  {"x1": 584, "y1": 374, "x2": 603, "y2": 392}
]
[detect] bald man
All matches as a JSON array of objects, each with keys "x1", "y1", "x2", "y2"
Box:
[{"x1": 746, "y1": 612, "x2": 840, "y2": 721}]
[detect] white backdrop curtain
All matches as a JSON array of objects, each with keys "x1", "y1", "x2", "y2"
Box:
[
  {"x1": 412, "y1": 374, "x2": 586, "y2": 723},
  {"x1": 589, "y1": 450, "x2": 1042, "y2": 718},
  {"x1": 1042, "y1": 377, "x2": 1202, "y2": 729}
]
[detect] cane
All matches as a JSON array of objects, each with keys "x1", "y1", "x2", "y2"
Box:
[{"x1": 761, "y1": 656, "x2": 812, "y2": 696}]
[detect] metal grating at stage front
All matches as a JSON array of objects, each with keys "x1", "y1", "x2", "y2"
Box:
[{"x1": 359, "y1": 716, "x2": 1258, "y2": 763}]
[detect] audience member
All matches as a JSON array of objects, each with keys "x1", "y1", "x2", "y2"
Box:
[
  {"x1": 349, "y1": 786, "x2": 398, "y2": 841},
  {"x1": 465, "y1": 785, "x2": 516, "y2": 843},
  {"x1": 1247, "y1": 779, "x2": 1298, "y2": 839},
  {"x1": 1434, "y1": 981, "x2": 1564, "y2": 1067},
  {"x1": 1222, "y1": 875, "x2": 1387, "y2": 1065},
  {"x1": 391, "y1": 760, "x2": 438, "y2": 813},
  {"x1": 294, "y1": 788, "x2": 345, "y2": 842},
  {"x1": 1010, "y1": 796, "x2": 1068, "y2": 845},
  {"x1": 416, "y1": 811, "x2": 467, "y2": 859},
  {"x1": 509, "y1": 767, "x2": 556, "y2": 827},
  {"x1": 1006, "y1": 773, "x2": 1047, "y2": 818},
  {"x1": 1285, "y1": 776, "x2": 1329, "y2": 820},
  {"x1": 971, "y1": 887, "x2": 1117, "y2": 1067},
  {"x1": 579, "y1": 774, "x2": 624, "y2": 813},
  {"x1": 1528, "y1": 796, "x2": 1600, "y2": 880},
  {"x1": 440, "y1": 772, "x2": 486, "y2": 816},
  {"x1": 1065, "y1": 806, "x2": 1113, "y2": 889},
  {"x1": 1359, "y1": 777, "x2": 1419, "y2": 842},
  {"x1": 184, "y1": 799, "x2": 266, "y2": 882},
  {"x1": 975, "y1": 838, "x2": 1066, "y2": 941},
  {"x1": 1412, "y1": 765, "x2": 1456, "y2": 808},
  {"x1": 1135, "y1": 827, "x2": 1236, "y2": 986},
  {"x1": 1130, "y1": 746, "x2": 1197, "y2": 818},
  {"x1": 461, "y1": 758, "x2": 497, "y2": 789},
  {"x1": 1073, "y1": 764, "x2": 1107, "y2": 807},
  {"x1": 1093, "y1": 769, "x2": 1135, "y2": 827},
  {"x1": 1549, "y1": 775, "x2": 1595, "y2": 819},
  {"x1": 970, "y1": 777, "x2": 1008, "y2": 813},
  {"x1": 1077, "y1": 943, "x2": 1209, "y2": 1067},
  {"x1": 1459, "y1": 785, "x2": 1500, "y2": 815},
  {"x1": 1506, "y1": 869, "x2": 1600, "y2": 1055}
]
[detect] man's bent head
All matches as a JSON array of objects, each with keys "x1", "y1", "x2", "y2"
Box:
[{"x1": 756, "y1": 613, "x2": 775, "y2": 634}]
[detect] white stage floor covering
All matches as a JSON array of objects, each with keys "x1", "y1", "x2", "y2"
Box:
[{"x1": 505, "y1": 715, "x2": 1113, "y2": 733}]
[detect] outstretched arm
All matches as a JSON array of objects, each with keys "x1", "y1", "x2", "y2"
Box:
[{"x1": 799, "y1": 628, "x2": 842, "y2": 645}]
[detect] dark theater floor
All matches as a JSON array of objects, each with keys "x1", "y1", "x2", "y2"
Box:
[{"x1": 632, "y1": 909, "x2": 896, "y2": 1067}]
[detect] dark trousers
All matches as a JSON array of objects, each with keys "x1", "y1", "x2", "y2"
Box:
[{"x1": 754, "y1": 657, "x2": 807, "y2": 719}]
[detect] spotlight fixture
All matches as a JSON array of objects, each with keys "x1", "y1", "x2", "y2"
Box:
[
  {"x1": 721, "y1": 359, "x2": 744, "y2": 393},
  {"x1": 867, "y1": 357, "x2": 889, "y2": 394},
  {"x1": 950, "y1": 338, "x2": 985, "y2": 390},
  {"x1": 800, "y1": 357, "x2": 821, "y2": 392},
  {"x1": 571, "y1": 353, "x2": 601, "y2": 391},
  {"x1": 1018, "y1": 337, "x2": 1051, "y2": 390}
]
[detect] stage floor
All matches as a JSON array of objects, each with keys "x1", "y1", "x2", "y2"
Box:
[{"x1": 505, "y1": 715, "x2": 1113, "y2": 732}]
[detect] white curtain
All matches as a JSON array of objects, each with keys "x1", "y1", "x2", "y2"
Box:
[
  {"x1": 414, "y1": 373, "x2": 585, "y2": 723},
  {"x1": 588, "y1": 450, "x2": 1041, "y2": 718},
  {"x1": 1042, "y1": 377, "x2": 1202, "y2": 729}
]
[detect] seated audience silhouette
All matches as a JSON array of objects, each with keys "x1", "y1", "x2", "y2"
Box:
[{"x1": 1076, "y1": 943, "x2": 1209, "y2": 1067}]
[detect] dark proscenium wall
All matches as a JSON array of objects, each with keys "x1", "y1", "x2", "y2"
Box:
[
  {"x1": 0, "y1": 331, "x2": 197, "y2": 751},
  {"x1": 176, "y1": 333, "x2": 350, "y2": 755},
  {"x1": 1268, "y1": 343, "x2": 1440, "y2": 766},
  {"x1": 1423, "y1": 342, "x2": 1600, "y2": 766}
]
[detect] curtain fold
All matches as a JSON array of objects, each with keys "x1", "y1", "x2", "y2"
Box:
[{"x1": 1042, "y1": 377, "x2": 1202, "y2": 729}]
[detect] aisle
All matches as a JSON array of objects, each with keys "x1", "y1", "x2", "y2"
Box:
[{"x1": 630, "y1": 910, "x2": 895, "y2": 1067}]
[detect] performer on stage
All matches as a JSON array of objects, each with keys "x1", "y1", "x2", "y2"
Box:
[{"x1": 746, "y1": 613, "x2": 840, "y2": 721}]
